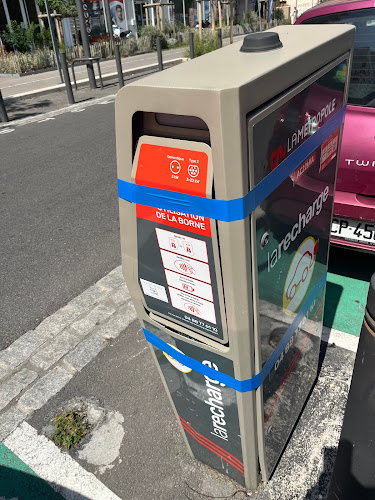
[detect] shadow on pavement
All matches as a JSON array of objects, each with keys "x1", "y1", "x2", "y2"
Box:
[
  {"x1": 3, "y1": 97, "x2": 54, "y2": 120},
  {"x1": 0, "y1": 465, "x2": 91, "y2": 500},
  {"x1": 306, "y1": 443, "x2": 375, "y2": 500},
  {"x1": 328, "y1": 246, "x2": 375, "y2": 282},
  {"x1": 323, "y1": 280, "x2": 343, "y2": 329},
  {"x1": 305, "y1": 447, "x2": 337, "y2": 499}
]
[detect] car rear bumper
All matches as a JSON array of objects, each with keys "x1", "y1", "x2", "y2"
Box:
[{"x1": 332, "y1": 190, "x2": 375, "y2": 252}]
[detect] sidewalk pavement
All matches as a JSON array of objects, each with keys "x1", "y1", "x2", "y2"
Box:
[
  {"x1": 0, "y1": 34, "x2": 246, "y2": 104},
  {"x1": 0, "y1": 56, "x2": 187, "y2": 124},
  {"x1": 0, "y1": 265, "x2": 359, "y2": 499},
  {"x1": 0, "y1": 47, "x2": 186, "y2": 100}
]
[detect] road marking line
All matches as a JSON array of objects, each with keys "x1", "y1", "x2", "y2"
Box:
[
  {"x1": 4, "y1": 422, "x2": 122, "y2": 500},
  {"x1": 38, "y1": 117, "x2": 56, "y2": 123},
  {"x1": 322, "y1": 326, "x2": 359, "y2": 352},
  {"x1": 71, "y1": 109, "x2": 85, "y2": 113},
  {"x1": 0, "y1": 128, "x2": 15, "y2": 134},
  {"x1": 2, "y1": 76, "x2": 56, "y2": 90}
]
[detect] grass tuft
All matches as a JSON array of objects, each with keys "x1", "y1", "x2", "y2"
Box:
[{"x1": 51, "y1": 408, "x2": 89, "y2": 450}]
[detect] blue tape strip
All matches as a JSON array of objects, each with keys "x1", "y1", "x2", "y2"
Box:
[
  {"x1": 144, "y1": 272, "x2": 327, "y2": 392},
  {"x1": 118, "y1": 107, "x2": 345, "y2": 222}
]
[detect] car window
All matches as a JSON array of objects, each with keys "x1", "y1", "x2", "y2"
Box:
[{"x1": 302, "y1": 8, "x2": 375, "y2": 106}]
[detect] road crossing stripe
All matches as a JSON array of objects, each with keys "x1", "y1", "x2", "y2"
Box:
[{"x1": 4, "y1": 422, "x2": 121, "y2": 500}]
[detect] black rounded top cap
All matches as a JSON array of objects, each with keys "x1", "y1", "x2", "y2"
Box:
[
  {"x1": 367, "y1": 273, "x2": 375, "y2": 321},
  {"x1": 240, "y1": 32, "x2": 283, "y2": 53}
]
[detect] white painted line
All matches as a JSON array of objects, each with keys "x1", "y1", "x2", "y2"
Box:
[
  {"x1": 2, "y1": 75, "x2": 56, "y2": 89},
  {"x1": 71, "y1": 109, "x2": 85, "y2": 113},
  {"x1": 6, "y1": 58, "x2": 183, "y2": 99},
  {"x1": 0, "y1": 128, "x2": 15, "y2": 134},
  {"x1": 37, "y1": 117, "x2": 56, "y2": 123},
  {"x1": 4, "y1": 422, "x2": 122, "y2": 500},
  {"x1": 322, "y1": 326, "x2": 359, "y2": 353}
]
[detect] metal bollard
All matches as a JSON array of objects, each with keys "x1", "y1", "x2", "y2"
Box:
[
  {"x1": 59, "y1": 51, "x2": 75, "y2": 105},
  {"x1": 0, "y1": 90, "x2": 9, "y2": 122},
  {"x1": 156, "y1": 37, "x2": 163, "y2": 71},
  {"x1": 327, "y1": 273, "x2": 375, "y2": 499},
  {"x1": 114, "y1": 43, "x2": 124, "y2": 88},
  {"x1": 218, "y1": 28, "x2": 222, "y2": 49},
  {"x1": 189, "y1": 31, "x2": 194, "y2": 59}
]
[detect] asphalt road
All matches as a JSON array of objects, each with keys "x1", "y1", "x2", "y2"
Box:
[{"x1": 0, "y1": 102, "x2": 120, "y2": 349}]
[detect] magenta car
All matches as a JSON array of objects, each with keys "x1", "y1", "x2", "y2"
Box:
[{"x1": 296, "y1": 0, "x2": 375, "y2": 252}]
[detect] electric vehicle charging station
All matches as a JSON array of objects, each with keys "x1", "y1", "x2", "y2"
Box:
[{"x1": 116, "y1": 25, "x2": 354, "y2": 490}]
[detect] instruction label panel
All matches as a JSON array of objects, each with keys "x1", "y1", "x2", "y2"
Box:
[{"x1": 135, "y1": 143, "x2": 224, "y2": 340}]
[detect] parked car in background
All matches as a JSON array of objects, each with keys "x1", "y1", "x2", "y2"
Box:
[{"x1": 296, "y1": 0, "x2": 375, "y2": 252}]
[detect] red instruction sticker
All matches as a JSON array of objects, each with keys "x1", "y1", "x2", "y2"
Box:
[
  {"x1": 320, "y1": 129, "x2": 339, "y2": 172},
  {"x1": 291, "y1": 152, "x2": 316, "y2": 182},
  {"x1": 136, "y1": 144, "x2": 211, "y2": 236}
]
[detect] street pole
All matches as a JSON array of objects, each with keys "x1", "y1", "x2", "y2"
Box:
[
  {"x1": 75, "y1": 0, "x2": 96, "y2": 89},
  {"x1": 103, "y1": 0, "x2": 114, "y2": 42},
  {"x1": 103, "y1": 0, "x2": 124, "y2": 88},
  {"x1": 19, "y1": 0, "x2": 29, "y2": 28},
  {"x1": 257, "y1": 0, "x2": 262, "y2": 31},
  {"x1": 1, "y1": 0, "x2": 11, "y2": 28},
  {"x1": 189, "y1": 31, "x2": 194, "y2": 59},
  {"x1": 0, "y1": 90, "x2": 9, "y2": 123},
  {"x1": 156, "y1": 36, "x2": 163, "y2": 71},
  {"x1": 217, "y1": 27, "x2": 222, "y2": 48},
  {"x1": 210, "y1": 0, "x2": 215, "y2": 33},
  {"x1": 182, "y1": 0, "x2": 186, "y2": 26},
  {"x1": 59, "y1": 51, "x2": 75, "y2": 104},
  {"x1": 44, "y1": 0, "x2": 63, "y2": 83},
  {"x1": 114, "y1": 44, "x2": 124, "y2": 88},
  {"x1": 327, "y1": 274, "x2": 375, "y2": 500},
  {"x1": 198, "y1": 0, "x2": 202, "y2": 39},
  {"x1": 230, "y1": 0, "x2": 234, "y2": 43}
]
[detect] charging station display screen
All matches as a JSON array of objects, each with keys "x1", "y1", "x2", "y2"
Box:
[
  {"x1": 250, "y1": 59, "x2": 347, "y2": 472},
  {"x1": 135, "y1": 141, "x2": 225, "y2": 341}
]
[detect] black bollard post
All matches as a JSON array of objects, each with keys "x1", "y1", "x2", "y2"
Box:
[
  {"x1": 327, "y1": 273, "x2": 375, "y2": 499},
  {"x1": 59, "y1": 51, "x2": 75, "y2": 105},
  {"x1": 156, "y1": 37, "x2": 163, "y2": 71},
  {"x1": 114, "y1": 43, "x2": 124, "y2": 88},
  {"x1": 75, "y1": 0, "x2": 96, "y2": 89},
  {"x1": 0, "y1": 90, "x2": 9, "y2": 122},
  {"x1": 217, "y1": 28, "x2": 222, "y2": 49},
  {"x1": 189, "y1": 31, "x2": 194, "y2": 59}
]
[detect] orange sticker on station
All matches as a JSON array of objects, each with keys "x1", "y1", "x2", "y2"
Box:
[{"x1": 135, "y1": 144, "x2": 211, "y2": 236}]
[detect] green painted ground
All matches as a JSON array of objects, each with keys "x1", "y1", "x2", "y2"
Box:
[
  {"x1": 324, "y1": 246, "x2": 373, "y2": 336},
  {"x1": 0, "y1": 443, "x2": 63, "y2": 500}
]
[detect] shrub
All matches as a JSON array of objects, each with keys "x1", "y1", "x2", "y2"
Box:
[
  {"x1": 34, "y1": 27, "x2": 52, "y2": 49},
  {"x1": 139, "y1": 25, "x2": 168, "y2": 50},
  {"x1": 0, "y1": 48, "x2": 55, "y2": 73},
  {"x1": 1, "y1": 21, "x2": 37, "y2": 53},
  {"x1": 244, "y1": 10, "x2": 258, "y2": 26},
  {"x1": 174, "y1": 20, "x2": 185, "y2": 33},
  {"x1": 184, "y1": 33, "x2": 218, "y2": 58},
  {"x1": 163, "y1": 21, "x2": 175, "y2": 36},
  {"x1": 274, "y1": 8, "x2": 285, "y2": 21}
]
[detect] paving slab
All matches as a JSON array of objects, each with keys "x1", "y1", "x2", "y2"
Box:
[{"x1": 27, "y1": 318, "x2": 356, "y2": 500}]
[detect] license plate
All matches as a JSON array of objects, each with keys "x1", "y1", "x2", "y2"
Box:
[{"x1": 331, "y1": 217, "x2": 375, "y2": 246}]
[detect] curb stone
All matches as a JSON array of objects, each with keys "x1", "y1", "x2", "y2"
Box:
[{"x1": 0, "y1": 266, "x2": 137, "y2": 440}]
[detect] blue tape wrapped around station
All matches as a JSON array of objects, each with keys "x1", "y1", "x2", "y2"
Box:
[
  {"x1": 143, "y1": 272, "x2": 327, "y2": 392},
  {"x1": 118, "y1": 107, "x2": 346, "y2": 222}
]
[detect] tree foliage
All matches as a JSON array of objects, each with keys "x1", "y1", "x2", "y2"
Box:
[
  {"x1": 1, "y1": 21, "x2": 37, "y2": 52},
  {"x1": 36, "y1": 0, "x2": 77, "y2": 17}
]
